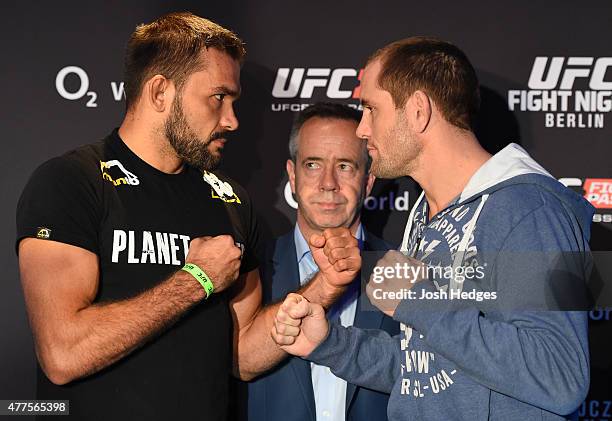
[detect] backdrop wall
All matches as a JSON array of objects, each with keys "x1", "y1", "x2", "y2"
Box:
[{"x1": 2, "y1": 1, "x2": 610, "y2": 419}]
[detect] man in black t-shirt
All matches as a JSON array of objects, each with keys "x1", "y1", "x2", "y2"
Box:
[{"x1": 16, "y1": 12, "x2": 361, "y2": 420}]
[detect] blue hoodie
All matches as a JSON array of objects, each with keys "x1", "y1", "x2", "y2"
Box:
[{"x1": 307, "y1": 143, "x2": 594, "y2": 420}]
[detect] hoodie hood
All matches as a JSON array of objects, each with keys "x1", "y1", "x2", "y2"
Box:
[
  {"x1": 400, "y1": 142, "x2": 595, "y2": 279},
  {"x1": 458, "y1": 143, "x2": 552, "y2": 202},
  {"x1": 458, "y1": 143, "x2": 594, "y2": 235}
]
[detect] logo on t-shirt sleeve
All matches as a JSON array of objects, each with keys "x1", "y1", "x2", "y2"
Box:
[
  {"x1": 202, "y1": 171, "x2": 241, "y2": 203},
  {"x1": 36, "y1": 227, "x2": 52, "y2": 240}
]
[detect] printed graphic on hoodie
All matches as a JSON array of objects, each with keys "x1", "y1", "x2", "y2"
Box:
[{"x1": 396, "y1": 194, "x2": 487, "y2": 397}]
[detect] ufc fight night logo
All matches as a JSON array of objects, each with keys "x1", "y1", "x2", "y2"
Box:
[
  {"x1": 508, "y1": 57, "x2": 612, "y2": 128},
  {"x1": 271, "y1": 67, "x2": 362, "y2": 112}
]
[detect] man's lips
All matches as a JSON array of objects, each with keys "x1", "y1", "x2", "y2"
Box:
[{"x1": 314, "y1": 202, "x2": 345, "y2": 209}]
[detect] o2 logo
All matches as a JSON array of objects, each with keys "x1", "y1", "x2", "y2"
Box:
[
  {"x1": 55, "y1": 66, "x2": 98, "y2": 107},
  {"x1": 55, "y1": 66, "x2": 125, "y2": 108}
]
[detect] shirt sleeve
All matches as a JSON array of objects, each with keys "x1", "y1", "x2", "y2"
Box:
[
  {"x1": 306, "y1": 323, "x2": 402, "y2": 394},
  {"x1": 237, "y1": 188, "x2": 262, "y2": 274},
  {"x1": 16, "y1": 157, "x2": 100, "y2": 255},
  {"x1": 215, "y1": 174, "x2": 263, "y2": 275}
]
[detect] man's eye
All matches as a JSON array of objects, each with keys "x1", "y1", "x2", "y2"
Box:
[
  {"x1": 339, "y1": 163, "x2": 353, "y2": 171},
  {"x1": 213, "y1": 93, "x2": 226, "y2": 101},
  {"x1": 305, "y1": 162, "x2": 320, "y2": 169}
]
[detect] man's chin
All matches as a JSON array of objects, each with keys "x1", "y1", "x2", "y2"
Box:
[
  {"x1": 371, "y1": 162, "x2": 400, "y2": 179},
  {"x1": 313, "y1": 218, "x2": 350, "y2": 230},
  {"x1": 183, "y1": 153, "x2": 221, "y2": 171}
]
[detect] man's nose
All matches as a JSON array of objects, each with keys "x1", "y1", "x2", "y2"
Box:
[{"x1": 319, "y1": 166, "x2": 339, "y2": 191}]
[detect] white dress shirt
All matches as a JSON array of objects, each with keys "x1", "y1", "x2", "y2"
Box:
[{"x1": 294, "y1": 224, "x2": 363, "y2": 421}]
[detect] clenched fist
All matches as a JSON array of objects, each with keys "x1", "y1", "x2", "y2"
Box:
[
  {"x1": 186, "y1": 235, "x2": 241, "y2": 294},
  {"x1": 366, "y1": 250, "x2": 426, "y2": 317},
  {"x1": 309, "y1": 228, "x2": 361, "y2": 294},
  {"x1": 271, "y1": 293, "x2": 328, "y2": 357}
]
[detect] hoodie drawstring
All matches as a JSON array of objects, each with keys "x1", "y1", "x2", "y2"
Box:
[
  {"x1": 400, "y1": 191, "x2": 425, "y2": 254},
  {"x1": 449, "y1": 194, "x2": 489, "y2": 292}
]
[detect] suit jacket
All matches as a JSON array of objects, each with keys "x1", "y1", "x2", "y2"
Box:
[{"x1": 246, "y1": 229, "x2": 399, "y2": 421}]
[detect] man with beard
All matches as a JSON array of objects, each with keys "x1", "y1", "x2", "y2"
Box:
[
  {"x1": 271, "y1": 37, "x2": 593, "y2": 420},
  {"x1": 16, "y1": 13, "x2": 360, "y2": 420}
]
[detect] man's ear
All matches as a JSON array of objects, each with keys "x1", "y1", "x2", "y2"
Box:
[
  {"x1": 146, "y1": 75, "x2": 174, "y2": 113},
  {"x1": 286, "y1": 159, "x2": 296, "y2": 194},
  {"x1": 405, "y1": 90, "x2": 432, "y2": 134}
]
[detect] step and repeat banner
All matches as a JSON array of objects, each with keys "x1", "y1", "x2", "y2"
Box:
[{"x1": 1, "y1": 1, "x2": 610, "y2": 419}]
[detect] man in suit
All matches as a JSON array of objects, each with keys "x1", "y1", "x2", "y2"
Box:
[{"x1": 247, "y1": 102, "x2": 399, "y2": 421}]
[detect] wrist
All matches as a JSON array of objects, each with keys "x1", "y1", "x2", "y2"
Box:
[
  {"x1": 174, "y1": 266, "x2": 208, "y2": 302},
  {"x1": 304, "y1": 273, "x2": 346, "y2": 309}
]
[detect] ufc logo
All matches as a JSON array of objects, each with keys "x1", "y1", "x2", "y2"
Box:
[
  {"x1": 272, "y1": 68, "x2": 361, "y2": 99},
  {"x1": 528, "y1": 57, "x2": 612, "y2": 90}
]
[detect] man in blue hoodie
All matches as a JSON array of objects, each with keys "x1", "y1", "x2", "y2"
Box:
[{"x1": 270, "y1": 37, "x2": 594, "y2": 420}]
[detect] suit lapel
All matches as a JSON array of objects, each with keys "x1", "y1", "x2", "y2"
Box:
[
  {"x1": 346, "y1": 234, "x2": 387, "y2": 411},
  {"x1": 291, "y1": 359, "x2": 316, "y2": 420},
  {"x1": 272, "y1": 231, "x2": 316, "y2": 419},
  {"x1": 270, "y1": 232, "x2": 301, "y2": 299}
]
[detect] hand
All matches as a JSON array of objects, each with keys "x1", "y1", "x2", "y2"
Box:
[
  {"x1": 186, "y1": 235, "x2": 241, "y2": 294},
  {"x1": 271, "y1": 293, "x2": 328, "y2": 357},
  {"x1": 366, "y1": 250, "x2": 426, "y2": 317},
  {"x1": 309, "y1": 228, "x2": 361, "y2": 294}
]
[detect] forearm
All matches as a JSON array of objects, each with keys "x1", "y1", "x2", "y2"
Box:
[
  {"x1": 235, "y1": 272, "x2": 348, "y2": 380},
  {"x1": 39, "y1": 270, "x2": 204, "y2": 384},
  {"x1": 234, "y1": 301, "x2": 284, "y2": 381},
  {"x1": 299, "y1": 272, "x2": 347, "y2": 310}
]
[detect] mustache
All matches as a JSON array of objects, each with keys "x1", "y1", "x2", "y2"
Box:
[{"x1": 209, "y1": 131, "x2": 226, "y2": 142}]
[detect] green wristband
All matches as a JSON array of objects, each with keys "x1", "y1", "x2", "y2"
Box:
[{"x1": 182, "y1": 263, "x2": 214, "y2": 299}]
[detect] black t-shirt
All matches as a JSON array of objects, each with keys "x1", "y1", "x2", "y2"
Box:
[{"x1": 16, "y1": 129, "x2": 259, "y2": 420}]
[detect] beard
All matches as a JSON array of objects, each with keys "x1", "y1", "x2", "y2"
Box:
[
  {"x1": 370, "y1": 111, "x2": 422, "y2": 179},
  {"x1": 164, "y1": 94, "x2": 223, "y2": 171}
]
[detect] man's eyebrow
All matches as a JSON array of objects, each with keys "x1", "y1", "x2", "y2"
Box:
[
  {"x1": 337, "y1": 158, "x2": 360, "y2": 167},
  {"x1": 301, "y1": 156, "x2": 323, "y2": 163},
  {"x1": 301, "y1": 156, "x2": 361, "y2": 168},
  {"x1": 212, "y1": 85, "x2": 241, "y2": 98}
]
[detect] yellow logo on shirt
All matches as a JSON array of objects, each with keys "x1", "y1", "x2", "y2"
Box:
[
  {"x1": 100, "y1": 160, "x2": 140, "y2": 187},
  {"x1": 202, "y1": 171, "x2": 241, "y2": 203},
  {"x1": 36, "y1": 227, "x2": 51, "y2": 239}
]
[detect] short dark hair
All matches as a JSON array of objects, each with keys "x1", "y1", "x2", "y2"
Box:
[
  {"x1": 289, "y1": 102, "x2": 366, "y2": 165},
  {"x1": 124, "y1": 12, "x2": 246, "y2": 110},
  {"x1": 368, "y1": 36, "x2": 480, "y2": 130}
]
